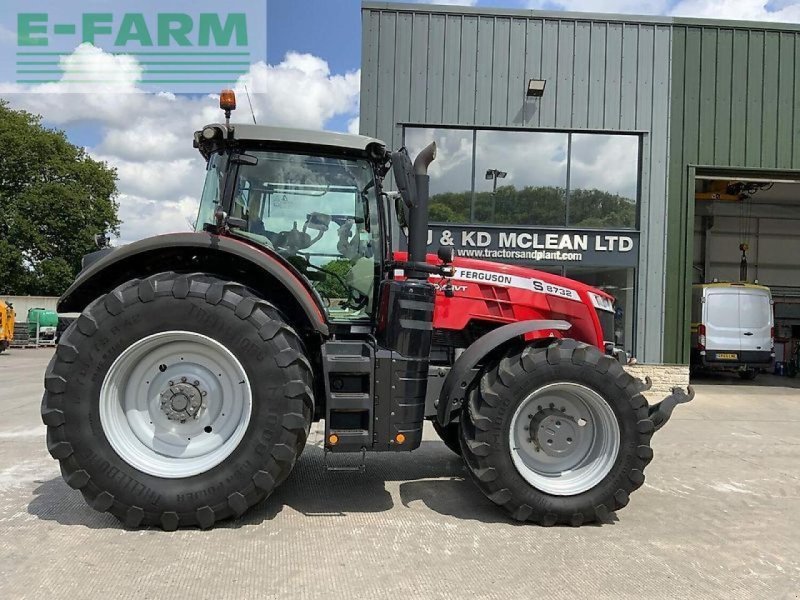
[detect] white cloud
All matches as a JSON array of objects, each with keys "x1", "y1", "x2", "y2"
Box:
[
  {"x1": 671, "y1": 0, "x2": 800, "y2": 20},
  {"x1": 1, "y1": 46, "x2": 361, "y2": 244},
  {"x1": 526, "y1": 0, "x2": 800, "y2": 21},
  {"x1": 526, "y1": 0, "x2": 672, "y2": 14},
  {"x1": 0, "y1": 23, "x2": 17, "y2": 44}
]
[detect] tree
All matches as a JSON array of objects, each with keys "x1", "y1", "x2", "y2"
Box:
[{"x1": 0, "y1": 101, "x2": 119, "y2": 295}]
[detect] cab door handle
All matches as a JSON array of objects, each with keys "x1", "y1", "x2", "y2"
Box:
[{"x1": 743, "y1": 332, "x2": 753, "y2": 336}]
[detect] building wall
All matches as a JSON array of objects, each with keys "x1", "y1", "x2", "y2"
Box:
[
  {"x1": 665, "y1": 22, "x2": 800, "y2": 363},
  {"x1": 361, "y1": 2, "x2": 673, "y2": 363}
]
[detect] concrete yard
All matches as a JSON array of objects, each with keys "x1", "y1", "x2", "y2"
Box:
[{"x1": 0, "y1": 348, "x2": 798, "y2": 599}]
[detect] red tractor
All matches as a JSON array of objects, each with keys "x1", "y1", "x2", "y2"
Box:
[{"x1": 43, "y1": 91, "x2": 691, "y2": 530}]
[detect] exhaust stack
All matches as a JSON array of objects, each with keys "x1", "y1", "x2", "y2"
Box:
[{"x1": 408, "y1": 142, "x2": 437, "y2": 274}]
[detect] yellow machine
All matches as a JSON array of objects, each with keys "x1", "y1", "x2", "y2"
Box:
[{"x1": 0, "y1": 300, "x2": 15, "y2": 353}]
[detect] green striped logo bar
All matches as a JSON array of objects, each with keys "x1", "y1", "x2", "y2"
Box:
[{"x1": 5, "y1": 0, "x2": 266, "y2": 93}]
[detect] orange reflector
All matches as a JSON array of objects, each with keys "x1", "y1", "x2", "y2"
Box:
[
  {"x1": 219, "y1": 89, "x2": 237, "y2": 111},
  {"x1": 395, "y1": 433, "x2": 406, "y2": 444},
  {"x1": 328, "y1": 434, "x2": 339, "y2": 446}
]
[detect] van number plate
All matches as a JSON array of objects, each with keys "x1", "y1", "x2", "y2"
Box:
[{"x1": 717, "y1": 353, "x2": 738, "y2": 360}]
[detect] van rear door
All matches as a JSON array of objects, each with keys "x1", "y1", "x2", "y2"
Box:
[
  {"x1": 739, "y1": 289, "x2": 772, "y2": 353},
  {"x1": 705, "y1": 288, "x2": 740, "y2": 354}
]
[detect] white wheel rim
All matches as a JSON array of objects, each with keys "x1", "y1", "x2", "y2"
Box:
[
  {"x1": 508, "y1": 382, "x2": 620, "y2": 496},
  {"x1": 99, "y1": 331, "x2": 252, "y2": 479}
]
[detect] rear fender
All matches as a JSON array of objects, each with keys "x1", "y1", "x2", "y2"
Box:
[
  {"x1": 436, "y1": 319, "x2": 571, "y2": 426},
  {"x1": 59, "y1": 232, "x2": 329, "y2": 337}
]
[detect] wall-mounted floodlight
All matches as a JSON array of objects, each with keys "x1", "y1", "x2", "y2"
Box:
[{"x1": 527, "y1": 79, "x2": 546, "y2": 97}]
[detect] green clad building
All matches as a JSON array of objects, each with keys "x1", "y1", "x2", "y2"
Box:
[{"x1": 360, "y1": 1, "x2": 800, "y2": 366}]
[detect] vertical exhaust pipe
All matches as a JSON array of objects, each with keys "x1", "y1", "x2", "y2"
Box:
[{"x1": 408, "y1": 142, "x2": 436, "y2": 277}]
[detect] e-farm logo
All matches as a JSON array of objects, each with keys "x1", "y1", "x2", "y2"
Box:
[{"x1": 6, "y1": 1, "x2": 266, "y2": 93}]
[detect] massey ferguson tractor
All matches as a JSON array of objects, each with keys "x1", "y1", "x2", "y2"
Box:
[{"x1": 42, "y1": 91, "x2": 692, "y2": 530}]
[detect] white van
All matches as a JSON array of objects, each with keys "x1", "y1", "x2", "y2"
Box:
[{"x1": 690, "y1": 283, "x2": 774, "y2": 380}]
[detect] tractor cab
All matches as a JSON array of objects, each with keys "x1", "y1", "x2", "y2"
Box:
[
  {"x1": 193, "y1": 123, "x2": 395, "y2": 326},
  {"x1": 194, "y1": 127, "x2": 388, "y2": 323}
]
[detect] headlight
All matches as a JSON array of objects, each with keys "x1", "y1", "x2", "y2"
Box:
[{"x1": 589, "y1": 292, "x2": 614, "y2": 313}]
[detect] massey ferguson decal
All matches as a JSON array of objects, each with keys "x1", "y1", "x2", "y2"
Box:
[
  {"x1": 452, "y1": 268, "x2": 581, "y2": 302},
  {"x1": 426, "y1": 225, "x2": 639, "y2": 268}
]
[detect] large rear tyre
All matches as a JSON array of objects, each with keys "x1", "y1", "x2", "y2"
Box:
[
  {"x1": 42, "y1": 272, "x2": 313, "y2": 530},
  {"x1": 460, "y1": 339, "x2": 653, "y2": 526}
]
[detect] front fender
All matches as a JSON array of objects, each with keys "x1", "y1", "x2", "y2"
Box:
[
  {"x1": 59, "y1": 232, "x2": 329, "y2": 336},
  {"x1": 436, "y1": 319, "x2": 571, "y2": 426}
]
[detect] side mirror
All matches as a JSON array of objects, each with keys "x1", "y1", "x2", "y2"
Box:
[
  {"x1": 437, "y1": 246, "x2": 454, "y2": 264},
  {"x1": 391, "y1": 148, "x2": 417, "y2": 208}
]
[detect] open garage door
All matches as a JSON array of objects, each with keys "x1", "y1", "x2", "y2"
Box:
[{"x1": 692, "y1": 172, "x2": 800, "y2": 387}]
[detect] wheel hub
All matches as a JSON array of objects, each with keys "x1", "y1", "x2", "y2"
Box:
[
  {"x1": 509, "y1": 382, "x2": 620, "y2": 496},
  {"x1": 160, "y1": 380, "x2": 205, "y2": 422},
  {"x1": 529, "y1": 408, "x2": 581, "y2": 457}
]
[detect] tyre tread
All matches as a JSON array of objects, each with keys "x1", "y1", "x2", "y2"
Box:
[
  {"x1": 459, "y1": 339, "x2": 655, "y2": 526},
  {"x1": 41, "y1": 272, "x2": 314, "y2": 530}
]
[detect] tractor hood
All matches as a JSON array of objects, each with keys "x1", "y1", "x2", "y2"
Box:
[
  {"x1": 394, "y1": 251, "x2": 615, "y2": 309},
  {"x1": 393, "y1": 250, "x2": 617, "y2": 350}
]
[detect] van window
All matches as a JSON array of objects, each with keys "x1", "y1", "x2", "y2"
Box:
[
  {"x1": 706, "y1": 293, "x2": 738, "y2": 328},
  {"x1": 739, "y1": 294, "x2": 770, "y2": 329}
]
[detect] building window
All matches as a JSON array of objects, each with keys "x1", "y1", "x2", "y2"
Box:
[
  {"x1": 403, "y1": 127, "x2": 640, "y2": 229},
  {"x1": 404, "y1": 128, "x2": 474, "y2": 223},
  {"x1": 473, "y1": 130, "x2": 568, "y2": 226},
  {"x1": 568, "y1": 134, "x2": 639, "y2": 229}
]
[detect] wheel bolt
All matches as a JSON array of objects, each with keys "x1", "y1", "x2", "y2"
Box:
[
  {"x1": 193, "y1": 380, "x2": 199, "y2": 386},
  {"x1": 549, "y1": 403, "x2": 554, "y2": 409},
  {"x1": 168, "y1": 380, "x2": 174, "y2": 386},
  {"x1": 181, "y1": 377, "x2": 187, "y2": 383},
  {"x1": 201, "y1": 391, "x2": 207, "y2": 397},
  {"x1": 567, "y1": 437, "x2": 572, "y2": 443}
]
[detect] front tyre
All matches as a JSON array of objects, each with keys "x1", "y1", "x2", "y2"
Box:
[
  {"x1": 460, "y1": 339, "x2": 653, "y2": 526},
  {"x1": 42, "y1": 272, "x2": 313, "y2": 530}
]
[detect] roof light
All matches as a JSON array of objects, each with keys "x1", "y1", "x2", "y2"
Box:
[{"x1": 219, "y1": 89, "x2": 237, "y2": 111}]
